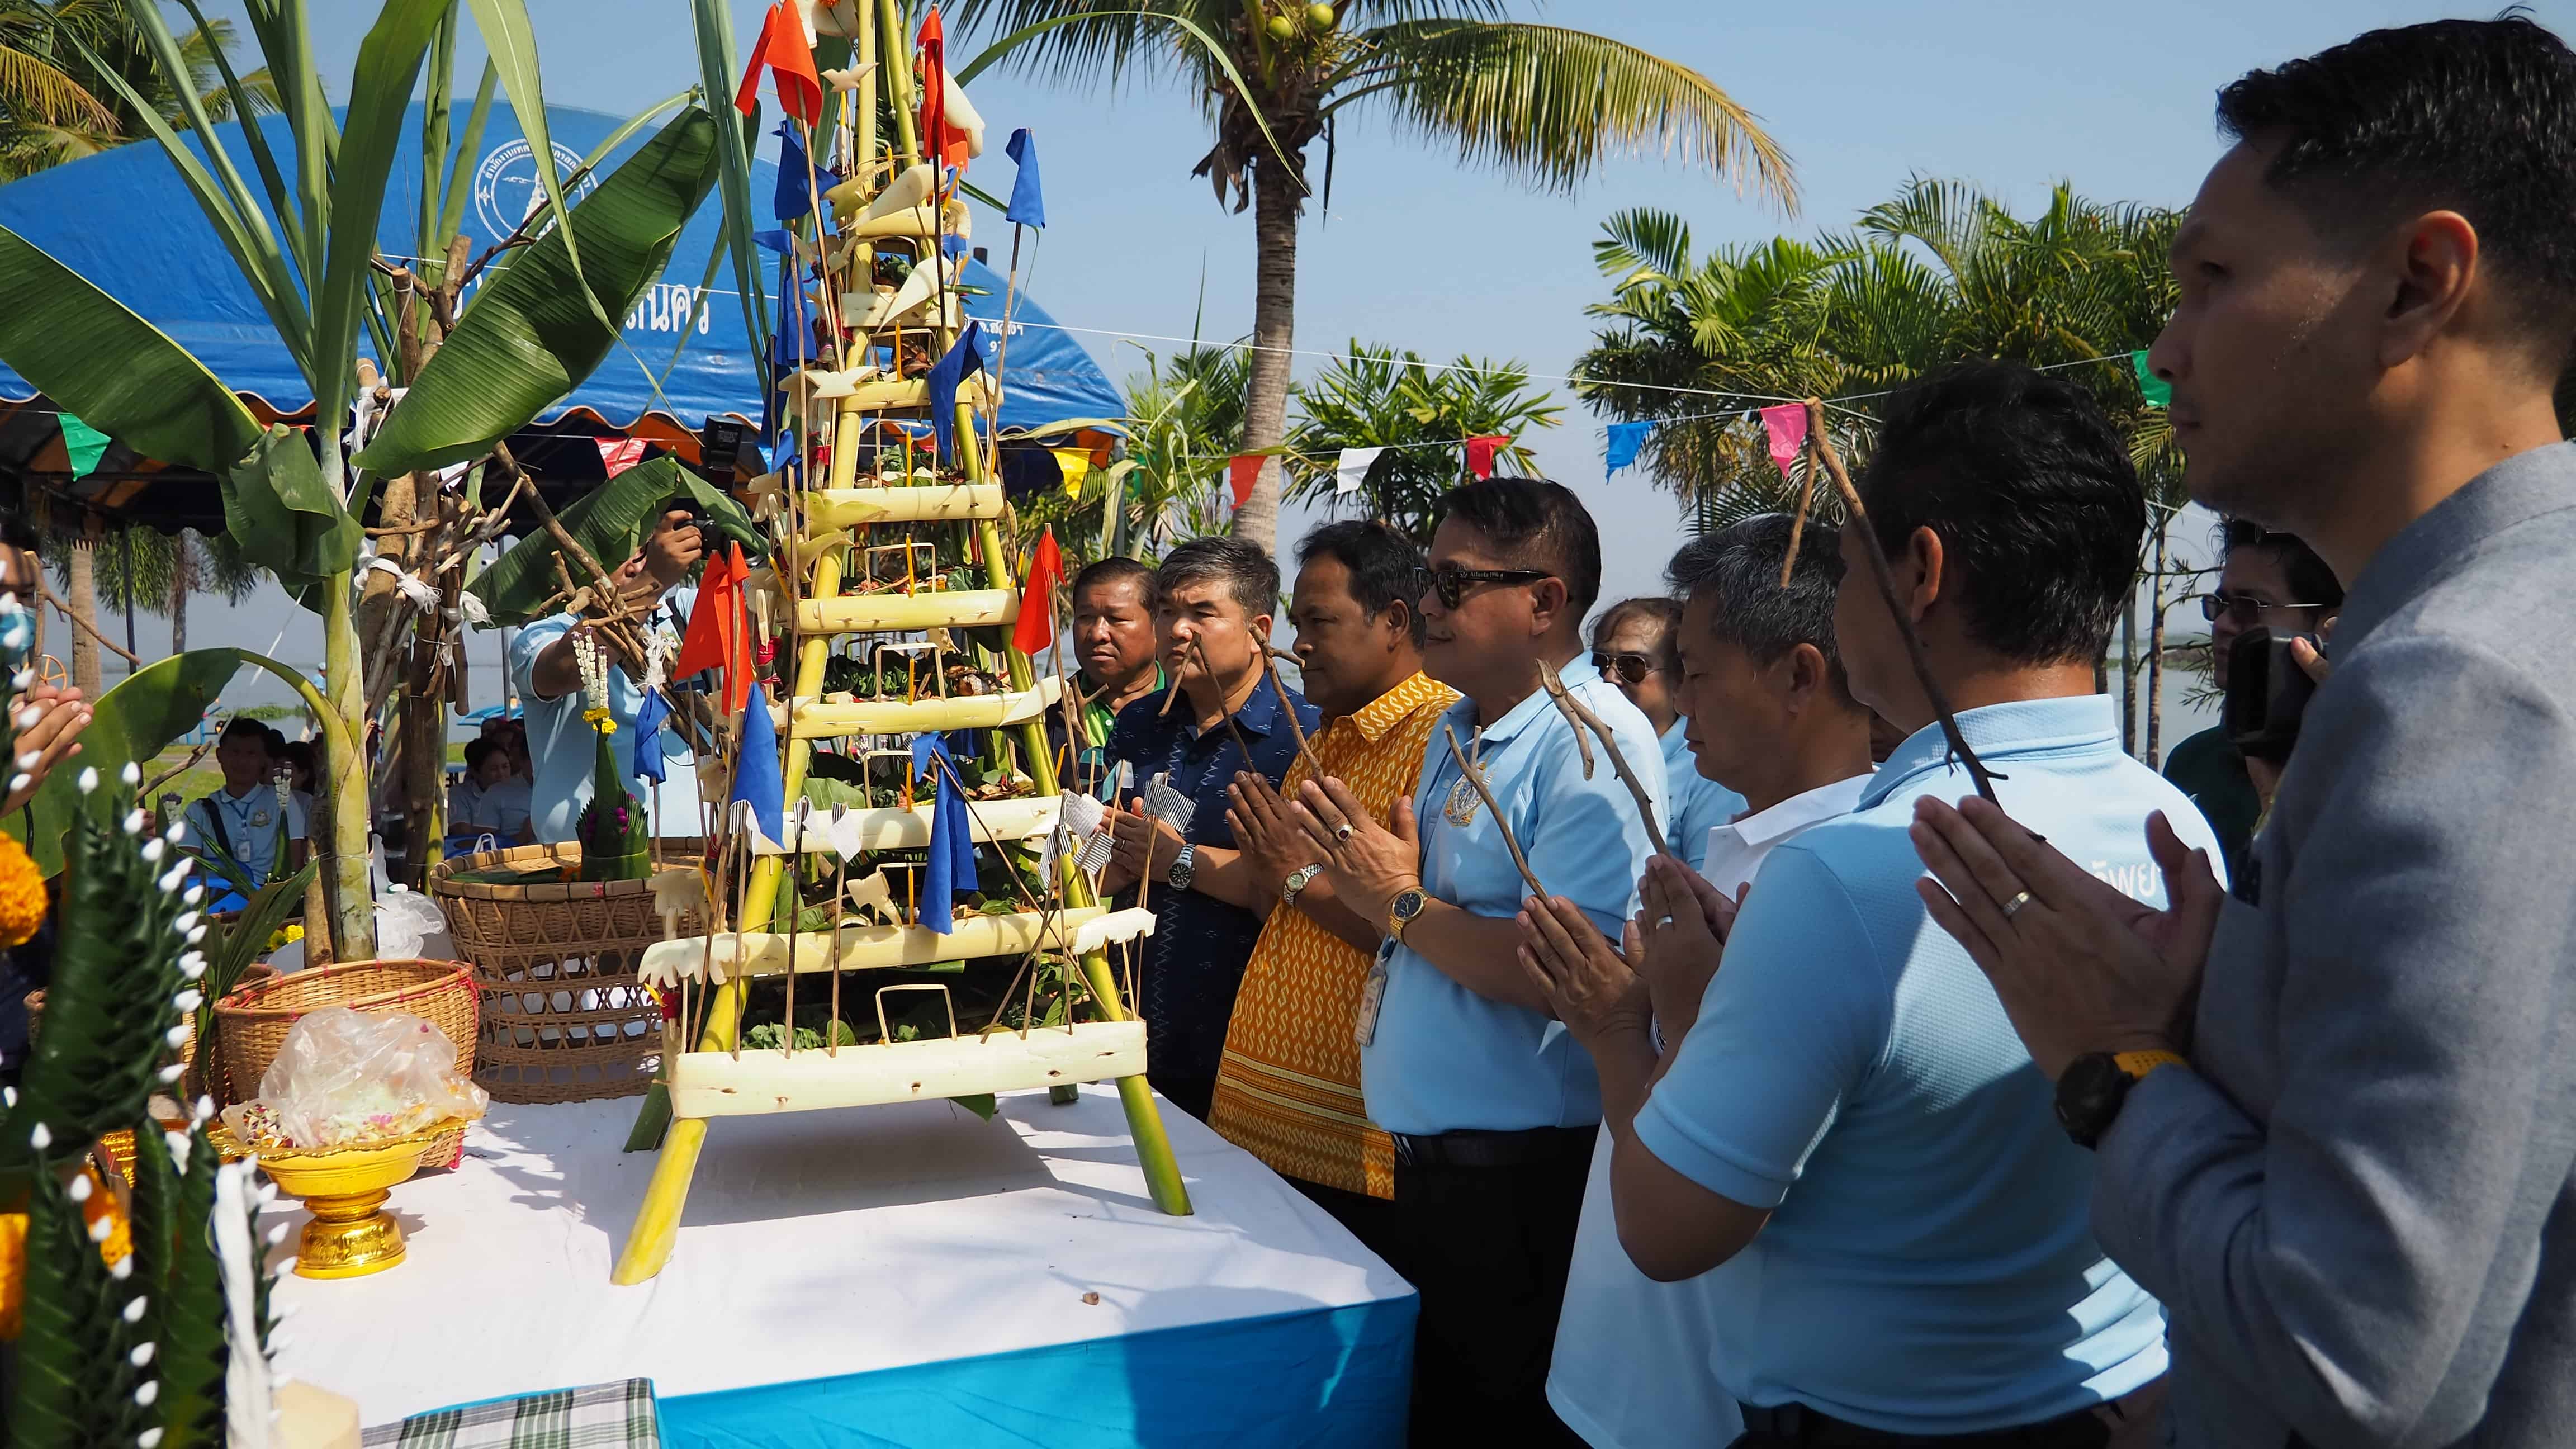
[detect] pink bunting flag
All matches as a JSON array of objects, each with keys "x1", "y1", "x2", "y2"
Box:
[
  {"x1": 1759, "y1": 404, "x2": 1808, "y2": 476},
  {"x1": 598, "y1": 437, "x2": 647, "y2": 477}
]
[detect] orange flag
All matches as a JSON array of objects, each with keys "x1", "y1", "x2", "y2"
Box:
[
  {"x1": 1012, "y1": 527, "x2": 1064, "y2": 659},
  {"x1": 736, "y1": 2, "x2": 822, "y2": 126},
  {"x1": 675, "y1": 543, "x2": 754, "y2": 716},
  {"x1": 917, "y1": 6, "x2": 969, "y2": 173},
  {"x1": 1227, "y1": 453, "x2": 1264, "y2": 508}
]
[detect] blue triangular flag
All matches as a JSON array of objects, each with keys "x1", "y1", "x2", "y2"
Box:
[
  {"x1": 910, "y1": 736, "x2": 977, "y2": 935},
  {"x1": 1606, "y1": 420, "x2": 1653, "y2": 477},
  {"x1": 730, "y1": 682, "x2": 784, "y2": 847},
  {"x1": 1005, "y1": 129, "x2": 1046, "y2": 229},
  {"x1": 632, "y1": 688, "x2": 669, "y2": 785},
  {"x1": 926, "y1": 320, "x2": 986, "y2": 463},
  {"x1": 940, "y1": 234, "x2": 972, "y2": 259},
  {"x1": 774, "y1": 121, "x2": 817, "y2": 222}
]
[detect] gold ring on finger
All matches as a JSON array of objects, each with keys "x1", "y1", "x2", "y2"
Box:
[{"x1": 2002, "y1": 889, "x2": 2033, "y2": 920}]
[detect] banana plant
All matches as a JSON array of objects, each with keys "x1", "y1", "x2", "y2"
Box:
[{"x1": 0, "y1": 0, "x2": 722, "y2": 953}]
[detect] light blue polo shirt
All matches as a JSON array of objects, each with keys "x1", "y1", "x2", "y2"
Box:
[
  {"x1": 1632, "y1": 695, "x2": 2214, "y2": 1434},
  {"x1": 1360, "y1": 655, "x2": 1666, "y2": 1137},
  {"x1": 508, "y1": 590, "x2": 704, "y2": 844},
  {"x1": 180, "y1": 784, "x2": 305, "y2": 889},
  {"x1": 1662, "y1": 718, "x2": 1747, "y2": 873}
]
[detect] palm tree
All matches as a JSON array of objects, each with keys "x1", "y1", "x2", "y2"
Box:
[
  {"x1": 52, "y1": 524, "x2": 258, "y2": 656},
  {"x1": 0, "y1": 1, "x2": 278, "y2": 180},
  {"x1": 951, "y1": 0, "x2": 1795, "y2": 553},
  {"x1": 1284, "y1": 340, "x2": 1556, "y2": 543}
]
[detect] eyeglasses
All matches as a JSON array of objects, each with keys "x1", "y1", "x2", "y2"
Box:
[
  {"x1": 1412, "y1": 565, "x2": 1555, "y2": 610},
  {"x1": 1591, "y1": 651, "x2": 1661, "y2": 686},
  {"x1": 2198, "y1": 591, "x2": 2331, "y2": 625}
]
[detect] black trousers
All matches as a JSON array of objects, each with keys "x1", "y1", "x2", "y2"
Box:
[
  {"x1": 1290, "y1": 1175, "x2": 1401, "y2": 1267},
  {"x1": 1384, "y1": 1134, "x2": 1594, "y2": 1448},
  {"x1": 1149, "y1": 1072, "x2": 1216, "y2": 1124}
]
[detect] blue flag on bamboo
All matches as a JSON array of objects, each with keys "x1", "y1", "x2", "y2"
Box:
[
  {"x1": 631, "y1": 687, "x2": 669, "y2": 785},
  {"x1": 730, "y1": 681, "x2": 784, "y2": 847},
  {"x1": 752, "y1": 229, "x2": 793, "y2": 253},
  {"x1": 1606, "y1": 420, "x2": 1652, "y2": 477},
  {"x1": 1005, "y1": 128, "x2": 1046, "y2": 229},
  {"x1": 926, "y1": 320, "x2": 986, "y2": 463},
  {"x1": 910, "y1": 735, "x2": 977, "y2": 935},
  {"x1": 774, "y1": 121, "x2": 818, "y2": 222}
]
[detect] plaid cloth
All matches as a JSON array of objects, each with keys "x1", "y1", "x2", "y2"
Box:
[{"x1": 362, "y1": 1379, "x2": 659, "y2": 1448}]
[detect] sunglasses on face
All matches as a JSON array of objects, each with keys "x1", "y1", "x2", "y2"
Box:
[
  {"x1": 2199, "y1": 591, "x2": 2331, "y2": 626},
  {"x1": 1411, "y1": 565, "x2": 1555, "y2": 611},
  {"x1": 1591, "y1": 651, "x2": 1661, "y2": 686}
]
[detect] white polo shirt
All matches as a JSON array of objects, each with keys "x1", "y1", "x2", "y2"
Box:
[{"x1": 1547, "y1": 769, "x2": 1871, "y2": 1449}]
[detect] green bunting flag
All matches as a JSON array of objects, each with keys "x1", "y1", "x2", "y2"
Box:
[
  {"x1": 57, "y1": 413, "x2": 109, "y2": 477},
  {"x1": 2130, "y1": 350, "x2": 2171, "y2": 408}
]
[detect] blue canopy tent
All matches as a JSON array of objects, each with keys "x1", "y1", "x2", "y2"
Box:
[{"x1": 0, "y1": 102, "x2": 1125, "y2": 526}]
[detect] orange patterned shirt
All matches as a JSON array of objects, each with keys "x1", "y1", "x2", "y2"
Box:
[{"x1": 1208, "y1": 670, "x2": 1460, "y2": 1199}]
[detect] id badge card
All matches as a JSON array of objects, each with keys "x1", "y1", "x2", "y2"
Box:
[{"x1": 1355, "y1": 949, "x2": 1391, "y2": 1046}]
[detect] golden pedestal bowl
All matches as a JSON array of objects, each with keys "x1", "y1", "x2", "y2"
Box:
[{"x1": 216, "y1": 1120, "x2": 465, "y2": 1280}]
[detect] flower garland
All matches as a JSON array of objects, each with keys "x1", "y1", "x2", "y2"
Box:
[{"x1": 574, "y1": 629, "x2": 617, "y2": 736}]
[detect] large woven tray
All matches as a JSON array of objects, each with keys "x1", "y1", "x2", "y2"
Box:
[{"x1": 430, "y1": 841, "x2": 705, "y2": 1104}]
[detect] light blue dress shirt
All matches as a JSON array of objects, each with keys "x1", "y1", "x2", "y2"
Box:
[
  {"x1": 508, "y1": 589, "x2": 703, "y2": 844},
  {"x1": 1661, "y1": 718, "x2": 1746, "y2": 873},
  {"x1": 1360, "y1": 655, "x2": 1666, "y2": 1137},
  {"x1": 1632, "y1": 696, "x2": 2215, "y2": 1435}
]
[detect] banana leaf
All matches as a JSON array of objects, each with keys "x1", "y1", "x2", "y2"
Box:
[
  {"x1": 0, "y1": 226, "x2": 262, "y2": 472},
  {"x1": 6, "y1": 648, "x2": 245, "y2": 876},
  {"x1": 356, "y1": 107, "x2": 722, "y2": 475},
  {"x1": 465, "y1": 455, "x2": 763, "y2": 626},
  {"x1": 220, "y1": 425, "x2": 362, "y2": 593}
]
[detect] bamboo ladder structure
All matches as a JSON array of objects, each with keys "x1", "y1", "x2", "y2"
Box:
[{"x1": 610, "y1": 16, "x2": 1188, "y2": 1286}]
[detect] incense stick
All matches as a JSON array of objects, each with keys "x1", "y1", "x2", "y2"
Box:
[
  {"x1": 1443, "y1": 723, "x2": 1545, "y2": 899},
  {"x1": 1536, "y1": 661, "x2": 1675, "y2": 861}
]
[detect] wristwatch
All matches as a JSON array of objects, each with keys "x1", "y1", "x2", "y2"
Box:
[
  {"x1": 2054, "y1": 1049, "x2": 2187, "y2": 1149},
  {"x1": 1281, "y1": 862, "x2": 1325, "y2": 907},
  {"x1": 1385, "y1": 884, "x2": 1428, "y2": 944},
  {"x1": 1167, "y1": 841, "x2": 1197, "y2": 892}
]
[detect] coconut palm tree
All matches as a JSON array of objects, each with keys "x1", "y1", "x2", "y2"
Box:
[
  {"x1": 0, "y1": 1, "x2": 277, "y2": 179},
  {"x1": 1284, "y1": 340, "x2": 1556, "y2": 543},
  {"x1": 950, "y1": 0, "x2": 1796, "y2": 553},
  {"x1": 50, "y1": 523, "x2": 258, "y2": 655}
]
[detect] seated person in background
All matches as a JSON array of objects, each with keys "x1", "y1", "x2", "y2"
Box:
[
  {"x1": 276, "y1": 737, "x2": 318, "y2": 830},
  {"x1": 2162, "y1": 519, "x2": 2340, "y2": 873},
  {"x1": 448, "y1": 739, "x2": 534, "y2": 846},
  {"x1": 1526, "y1": 364, "x2": 2204, "y2": 1446},
  {"x1": 1057, "y1": 557, "x2": 1163, "y2": 795},
  {"x1": 1589, "y1": 596, "x2": 1744, "y2": 871},
  {"x1": 180, "y1": 717, "x2": 309, "y2": 892}
]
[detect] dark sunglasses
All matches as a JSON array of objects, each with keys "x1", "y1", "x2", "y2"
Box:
[
  {"x1": 2198, "y1": 591, "x2": 2330, "y2": 626},
  {"x1": 1412, "y1": 565, "x2": 1555, "y2": 610},
  {"x1": 1591, "y1": 651, "x2": 1661, "y2": 686}
]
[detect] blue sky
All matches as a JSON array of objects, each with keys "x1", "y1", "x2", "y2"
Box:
[{"x1": 167, "y1": 0, "x2": 2550, "y2": 706}]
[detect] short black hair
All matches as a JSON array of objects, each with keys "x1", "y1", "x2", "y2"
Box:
[
  {"x1": 1861, "y1": 362, "x2": 2143, "y2": 666},
  {"x1": 1438, "y1": 477, "x2": 1603, "y2": 615},
  {"x1": 2220, "y1": 518, "x2": 2345, "y2": 612},
  {"x1": 1157, "y1": 536, "x2": 1278, "y2": 619},
  {"x1": 219, "y1": 717, "x2": 269, "y2": 747},
  {"x1": 1071, "y1": 555, "x2": 1157, "y2": 612},
  {"x1": 463, "y1": 738, "x2": 500, "y2": 771},
  {"x1": 1665, "y1": 513, "x2": 1850, "y2": 695},
  {"x1": 2217, "y1": 15, "x2": 2576, "y2": 367},
  {"x1": 1589, "y1": 597, "x2": 1682, "y2": 661},
  {"x1": 1297, "y1": 519, "x2": 1427, "y2": 646}
]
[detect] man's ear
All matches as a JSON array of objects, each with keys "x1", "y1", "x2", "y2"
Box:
[
  {"x1": 1381, "y1": 598, "x2": 1415, "y2": 652},
  {"x1": 1900, "y1": 526, "x2": 1944, "y2": 626},
  {"x1": 2379, "y1": 210, "x2": 2478, "y2": 371},
  {"x1": 1779, "y1": 641, "x2": 1829, "y2": 713},
  {"x1": 1528, "y1": 576, "x2": 1570, "y2": 638}
]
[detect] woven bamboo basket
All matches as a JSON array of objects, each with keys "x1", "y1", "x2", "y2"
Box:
[
  {"x1": 430, "y1": 841, "x2": 703, "y2": 1105},
  {"x1": 213, "y1": 959, "x2": 478, "y2": 1169},
  {"x1": 26, "y1": 963, "x2": 279, "y2": 1102}
]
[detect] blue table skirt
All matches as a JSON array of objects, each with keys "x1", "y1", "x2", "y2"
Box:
[{"x1": 659, "y1": 1296, "x2": 1415, "y2": 1449}]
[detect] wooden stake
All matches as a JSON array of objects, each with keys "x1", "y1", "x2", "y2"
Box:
[
  {"x1": 1779, "y1": 433, "x2": 1818, "y2": 588},
  {"x1": 1261, "y1": 646, "x2": 1327, "y2": 782},
  {"x1": 1536, "y1": 660, "x2": 1674, "y2": 861},
  {"x1": 1444, "y1": 723, "x2": 1545, "y2": 900}
]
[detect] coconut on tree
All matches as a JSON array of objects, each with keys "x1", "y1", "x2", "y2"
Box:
[{"x1": 951, "y1": 0, "x2": 1797, "y2": 552}]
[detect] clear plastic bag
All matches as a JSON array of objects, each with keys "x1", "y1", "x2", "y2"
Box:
[
  {"x1": 220, "y1": 1006, "x2": 489, "y2": 1150},
  {"x1": 373, "y1": 885, "x2": 454, "y2": 962}
]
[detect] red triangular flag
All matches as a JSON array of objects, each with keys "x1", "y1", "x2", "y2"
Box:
[
  {"x1": 1012, "y1": 527, "x2": 1064, "y2": 658},
  {"x1": 1465, "y1": 434, "x2": 1510, "y2": 480},
  {"x1": 597, "y1": 437, "x2": 647, "y2": 477},
  {"x1": 675, "y1": 544, "x2": 754, "y2": 716},
  {"x1": 1227, "y1": 453, "x2": 1263, "y2": 509},
  {"x1": 916, "y1": 7, "x2": 968, "y2": 173},
  {"x1": 738, "y1": 3, "x2": 822, "y2": 125}
]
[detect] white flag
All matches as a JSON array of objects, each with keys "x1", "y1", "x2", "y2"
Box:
[{"x1": 1334, "y1": 446, "x2": 1386, "y2": 496}]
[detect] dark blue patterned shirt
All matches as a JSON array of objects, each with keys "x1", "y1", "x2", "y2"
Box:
[{"x1": 1104, "y1": 669, "x2": 1320, "y2": 1085}]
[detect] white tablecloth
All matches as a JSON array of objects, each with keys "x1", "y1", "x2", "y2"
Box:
[{"x1": 273, "y1": 1086, "x2": 1414, "y2": 1439}]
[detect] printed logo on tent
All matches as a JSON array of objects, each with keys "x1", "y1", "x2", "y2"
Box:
[{"x1": 472, "y1": 139, "x2": 596, "y2": 242}]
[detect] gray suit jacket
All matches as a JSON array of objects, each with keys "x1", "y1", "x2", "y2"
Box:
[{"x1": 2096, "y1": 443, "x2": 2576, "y2": 1447}]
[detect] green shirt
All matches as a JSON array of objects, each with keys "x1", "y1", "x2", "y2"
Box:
[
  {"x1": 2162, "y1": 724, "x2": 2260, "y2": 874},
  {"x1": 1062, "y1": 664, "x2": 1164, "y2": 795}
]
